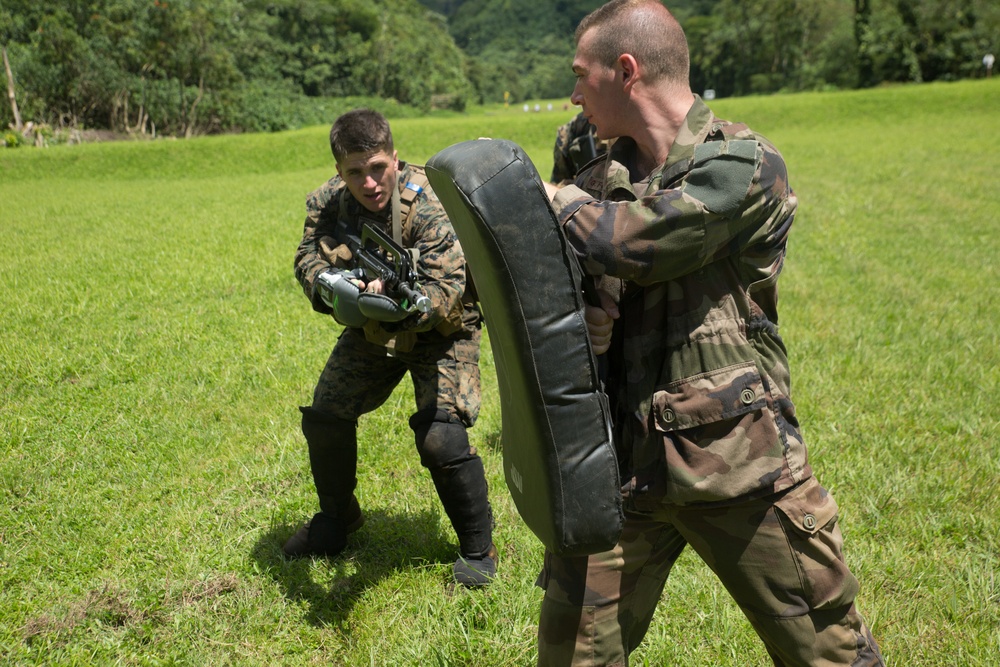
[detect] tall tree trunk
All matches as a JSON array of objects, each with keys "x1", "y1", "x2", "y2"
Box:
[
  {"x1": 855, "y1": 0, "x2": 874, "y2": 88},
  {"x1": 3, "y1": 45, "x2": 23, "y2": 132},
  {"x1": 184, "y1": 75, "x2": 204, "y2": 139}
]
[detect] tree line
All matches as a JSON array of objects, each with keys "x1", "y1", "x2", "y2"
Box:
[
  {"x1": 682, "y1": 0, "x2": 998, "y2": 96},
  {"x1": 1, "y1": 0, "x2": 471, "y2": 141},
  {"x1": 2, "y1": 0, "x2": 997, "y2": 143}
]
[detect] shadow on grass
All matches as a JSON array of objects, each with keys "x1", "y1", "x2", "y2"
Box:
[{"x1": 250, "y1": 508, "x2": 456, "y2": 627}]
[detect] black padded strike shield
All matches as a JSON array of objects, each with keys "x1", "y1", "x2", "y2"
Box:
[{"x1": 426, "y1": 139, "x2": 623, "y2": 556}]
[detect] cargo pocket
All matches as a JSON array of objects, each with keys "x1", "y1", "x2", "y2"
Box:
[
  {"x1": 772, "y1": 478, "x2": 859, "y2": 611},
  {"x1": 653, "y1": 361, "x2": 785, "y2": 504}
]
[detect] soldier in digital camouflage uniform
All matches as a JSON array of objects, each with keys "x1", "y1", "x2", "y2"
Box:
[
  {"x1": 550, "y1": 111, "x2": 610, "y2": 185},
  {"x1": 287, "y1": 109, "x2": 497, "y2": 587},
  {"x1": 537, "y1": 1, "x2": 885, "y2": 664}
]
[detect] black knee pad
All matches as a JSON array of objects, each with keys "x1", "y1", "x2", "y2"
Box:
[
  {"x1": 300, "y1": 406, "x2": 356, "y2": 442},
  {"x1": 410, "y1": 409, "x2": 472, "y2": 469}
]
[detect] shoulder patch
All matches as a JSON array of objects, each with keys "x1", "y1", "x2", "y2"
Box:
[
  {"x1": 682, "y1": 140, "x2": 760, "y2": 215},
  {"x1": 584, "y1": 174, "x2": 604, "y2": 192}
]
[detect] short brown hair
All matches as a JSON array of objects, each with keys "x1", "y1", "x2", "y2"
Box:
[
  {"x1": 329, "y1": 109, "x2": 394, "y2": 163},
  {"x1": 575, "y1": 0, "x2": 690, "y2": 85}
]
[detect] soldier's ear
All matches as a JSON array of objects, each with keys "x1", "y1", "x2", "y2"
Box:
[{"x1": 619, "y1": 54, "x2": 638, "y2": 86}]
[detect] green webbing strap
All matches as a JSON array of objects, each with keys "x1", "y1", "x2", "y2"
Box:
[{"x1": 391, "y1": 178, "x2": 403, "y2": 245}]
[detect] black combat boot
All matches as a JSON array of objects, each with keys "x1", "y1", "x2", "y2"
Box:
[
  {"x1": 283, "y1": 407, "x2": 365, "y2": 559},
  {"x1": 412, "y1": 412, "x2": 497, "y2": 586},
  {"x1": 430, "y1": 457, "x2": 497, "y2": 586}
]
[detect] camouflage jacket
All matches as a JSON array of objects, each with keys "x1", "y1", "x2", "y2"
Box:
[
  {"x1": 551, "y1": 97, "x2": 811, "y2": 507},
  {"x1": 294, "y1": 162, "x2": 480, "y2": 349}
]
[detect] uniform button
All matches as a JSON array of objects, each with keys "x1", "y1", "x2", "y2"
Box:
[
  {"x1": 662, "y1": 408, "x2": 676, "y2": 423},
  {"x1": 741, "y1": 388, "x2": 756, "y2": 405},
  {"x1": 803, "y1": 514, "x2": 817, "y2": 530}
]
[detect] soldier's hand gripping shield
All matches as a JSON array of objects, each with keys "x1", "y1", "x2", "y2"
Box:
[{"x1": 426, "y1": 139, "x2": 623, "y2": 556}]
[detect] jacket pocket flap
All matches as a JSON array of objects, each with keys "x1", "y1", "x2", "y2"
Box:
[{"x1": 653, "y1": 361, "x2": 766, "y2": 431}]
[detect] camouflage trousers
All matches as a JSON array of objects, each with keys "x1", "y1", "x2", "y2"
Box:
[
  {"x1": 536, "y1": 476, "x2": 885, "y2": 666},
  {"x1": 311, "y1": 326, "x2": 482, "y2": 426}
]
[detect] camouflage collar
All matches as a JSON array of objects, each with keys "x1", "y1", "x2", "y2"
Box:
[
  {"x1": 599, "y1": 97, "x2": 717, "y2": 196},
  {"x1": 664, "y1": 95, "x2": 715, "y2": 170}
]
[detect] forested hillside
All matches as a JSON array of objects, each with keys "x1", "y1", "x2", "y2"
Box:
[
  {"x1": 436, "y1": 0, "x2": 998, "y2": 100},
  {"x1": 1, "y1": 0, "x2": 470, "y2": 139},
  {"x1": 2, "y1": 0, "x2": 997, "y2": 141}
]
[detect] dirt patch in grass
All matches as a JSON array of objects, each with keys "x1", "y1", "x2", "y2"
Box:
[
  {"x1": 22, "y1": 585, "x2": 150, "y2": 644},
  {"x1": 20, "y1": 574, "x2": 243, "y2": 646}
]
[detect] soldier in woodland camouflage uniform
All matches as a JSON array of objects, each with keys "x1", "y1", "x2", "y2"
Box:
[
  {"x1": 550, "y1": 111, "x2": 610, "y2": 184},
  {"x1": 537, "y1": 2, "x2": 885, "y2": 664},
  {"x1": 287, "y1": 109, "x2": 497, "y2": 587}
]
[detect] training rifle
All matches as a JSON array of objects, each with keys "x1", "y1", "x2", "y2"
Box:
[{"x1": 351, "y1": 223, "x2": 431, "y2": 313}]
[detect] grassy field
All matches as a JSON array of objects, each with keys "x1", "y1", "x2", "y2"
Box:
[{"x1": 1, "y1": 79, "x2": 998, "y2": 665}]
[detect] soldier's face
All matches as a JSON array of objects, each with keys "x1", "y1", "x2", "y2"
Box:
[
  {"x1": 336, "y1": 148, "x2": 399, "y2": 213},
  {"x1": 571, "y1": 30, "x2": 624, "y2": 140}
]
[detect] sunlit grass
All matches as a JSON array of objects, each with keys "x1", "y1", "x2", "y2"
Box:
[{"x1": 1, "y1": 79, "x2": 998, "y2": 665}]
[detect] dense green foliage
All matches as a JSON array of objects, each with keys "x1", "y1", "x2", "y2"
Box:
[
  {"x1": 2, "y1": 0, "x2": 998, "y2": 137},
  {"x1": 683, "y1": 0, "x2": 1000, "y2": 95},
  {"x1": 0, "y1": 0, "x2": 467, "y2": 136},
  {"x1": 447, "y1": 0, "x2": 602, "y2": 105}
]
